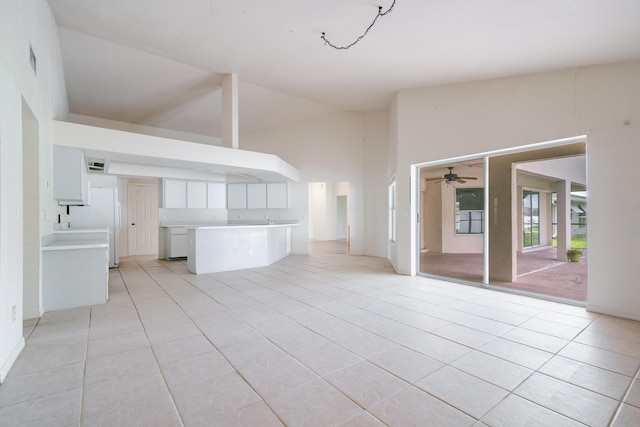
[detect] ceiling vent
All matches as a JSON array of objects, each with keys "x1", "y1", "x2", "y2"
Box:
[{"x1": 87, "y1": 158, "x2": 106, "y2": 173}]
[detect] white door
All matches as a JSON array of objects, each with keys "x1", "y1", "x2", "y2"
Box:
[{"x1": 128, "y1": 182, "x2": 159, "y2": 256}]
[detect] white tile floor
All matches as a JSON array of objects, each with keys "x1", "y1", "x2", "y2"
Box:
[{"x1": 1, "y1": 253, "x2": 640, "y2": 426}]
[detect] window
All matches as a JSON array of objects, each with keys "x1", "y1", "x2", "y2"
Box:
[
  {"x1": 456, "y1": 188, "x2": 484, "y2": 234},
  {"x1": 523, "y1": 190, "x2": 540, "y2": 247},
  {"x1": 576, "y1": 203, "x2": 587, "y2": 227},
  {"x1": 389, "y1": 179, "x2": 396, "y2": 242}
]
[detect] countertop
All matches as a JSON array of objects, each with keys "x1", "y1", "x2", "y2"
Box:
[
  {"x1": 187, "y1": 222, "x2": 299, "y2": 230},
  {"x1": 43, "y1": 228, "x2": 109, "y2": 251},
  {"x1": 53, "y1": 227, "x2": 110, "y2": 234},
  {"x1": 42, "y1": 239, "x2": 109, "y2": 251},
  {"x1": 160, "y1": 221, "x2": 225, "y2": 228},
  {"x1": 161, "y1": 220, "x2": 299, "y2": 228}
]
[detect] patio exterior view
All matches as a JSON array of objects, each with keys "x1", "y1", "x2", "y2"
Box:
[{"x1": 419, "y1": 145, "x2": 587, "y2": 303}]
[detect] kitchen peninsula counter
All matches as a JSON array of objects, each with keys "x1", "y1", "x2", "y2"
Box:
[{"x1": 184, "y1": 221, "x2": 298, "y2": 274}]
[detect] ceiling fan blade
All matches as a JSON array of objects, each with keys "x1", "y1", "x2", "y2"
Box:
[
  {"x1": 456, "y1": 179, "x2": 466, "y2": 184},
  {"x1": 426, "y1": 177, "x2": 444, "y2": 181},
  {"x1": 457, "y1": 176, "x2": 477, "y2": 180}
]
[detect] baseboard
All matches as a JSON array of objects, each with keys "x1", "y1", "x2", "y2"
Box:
[
  {"x1": 586, "y1": 304, "x2": 640, "y2": 322},
  {"x1": 0, "y1": 337, "x2": 25, "y2": 383}
]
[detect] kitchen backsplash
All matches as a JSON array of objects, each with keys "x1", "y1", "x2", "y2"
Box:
[
  {"x1": 227, "y1": 208, "x2": 294, "y2": 222},
  {"x1": 159, "y1": 208, "x2": 298, "y2": 224}
]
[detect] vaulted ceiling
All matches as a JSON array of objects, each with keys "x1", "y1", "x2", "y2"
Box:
[{"x1": 48, "y1": 0, "x2": 640, "y2": 138}]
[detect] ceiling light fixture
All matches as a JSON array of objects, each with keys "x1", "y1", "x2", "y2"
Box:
[{"x1": 321, "y1": 0, "x2": 396, "y2": 50}]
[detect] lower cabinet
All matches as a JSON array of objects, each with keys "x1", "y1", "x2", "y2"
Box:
[
  {"x1": 165, "y1": 227, "x2": 188, "y2": 258},
  {"x1": 42, "y1": 246, "x2": 109, "y2": 311}
]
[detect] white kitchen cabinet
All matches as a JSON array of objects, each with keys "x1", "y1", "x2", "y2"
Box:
[
  {"x1": 165, "y1": 227, "x2": 188, "y2": 258},
  {"x1": 187, "y1": 181, "x2": 207, "y2": 208},
  {"x1": 247, "y1": 183, "x2": 267, "y2": 209},
  {"x1": 163, "y1": 179, "x2": 187, "y2": 208},
  {"x1": 207, "y1": 182, "x2": 227, "y2": 209},
  {"x1": 42, "y1": 235, "x2": 109, "y2": 311},
  {"x1": 227, "y1": 183, "x2": 247, "y2": 209},
  {"x1": 267, "y1": 183, "x2": 288, "y2": 208},
  {"x1": 53, "y1": 146, "x2": 90, "y2": 205}
]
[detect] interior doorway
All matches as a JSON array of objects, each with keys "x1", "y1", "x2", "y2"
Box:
[
  {"x1": 308, "y1": 181, "x2": 349, "y2": 254},
  {"x1": 417, "y1": 139, "x2": 588, "y2": 303},
  {"x1": 22, "y1": 99, "x2": 41, "y2": 319}
]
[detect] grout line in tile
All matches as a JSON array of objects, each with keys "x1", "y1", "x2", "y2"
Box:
[
  {"x1": 23, "y1": 254, "x2": 638, "y2": 426},
  {"x1": 138, "y1": 258, "x2": 483, "y2": 424},
  {"x1": 116, "y1": 261, "x2": 186, "y2": 427},
  {"x1": 127, "y1": 257, "x2": 288, "y2": 427},
  {"x1": 78, "y1": 303, "x2": 91, "y2": 426},
  {"x1": 607, "y1": 362, "x2": 640, "y2": 426}
]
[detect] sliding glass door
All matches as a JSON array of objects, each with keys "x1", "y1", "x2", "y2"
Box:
[{"x1": 416, "y1": 140, "x2": 588, "y2": 303}]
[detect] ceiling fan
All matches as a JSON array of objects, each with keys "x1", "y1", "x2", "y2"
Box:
[{"x1": 426, "y1": 167, "x2": 478, "y2": 184}]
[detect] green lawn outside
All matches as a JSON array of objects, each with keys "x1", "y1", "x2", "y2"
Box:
[
  {"x1": 523, "y1": 226, "x2": 540, "y2": 246},
  {"x1": 552, "y1": 234, "x2": 587, "y2": 249}
]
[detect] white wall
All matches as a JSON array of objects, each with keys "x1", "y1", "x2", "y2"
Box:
[
  {"x1": 363, "y1": 111, "x2": 390, "y2": 257},
  {"x1": 391, "y1": 60, "x2": 640, "y2": 320},
  {"x1": 0, "y1": 0, "x2": 69, "y2": 381},
  {"x1": 308, "y1": 182, "x2": 327, "y2": 241},
  {"x1": 242, "y1": 112, "x2": 375, "y2": 255},
  {"x1": 69, "y1": 114, "x2": 222, "y2": 146},
  {"x1": 242, "y1": 111, "x2": 389, "y2": 256}
]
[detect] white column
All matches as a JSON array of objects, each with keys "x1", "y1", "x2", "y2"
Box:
[
  {"x1": 222, "y1": 73, "x2": 238, "y2": 149},
  {"x1": 556, "y1": 180, "x2": 572, "y2": 261}
]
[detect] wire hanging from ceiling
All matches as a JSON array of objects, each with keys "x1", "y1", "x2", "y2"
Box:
[{"x1": 321, "y1": 0, "x2": 396, "y2": 50}]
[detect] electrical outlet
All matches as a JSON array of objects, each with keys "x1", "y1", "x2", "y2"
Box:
[{"x1": 12, "y1": 305, "x2": 17, "y2": 322}]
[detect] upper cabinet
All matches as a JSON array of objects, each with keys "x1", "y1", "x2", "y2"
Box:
[
  {"x1": 227, "y1": 183, "x2": 247, "y2": 209},
  {"x1": 267, "y1": 183, "x2": 288, "y2": 208},
  {"x1": 247, "y1": 183, "x2": 267, "y2": 209},
  {"x1": 53, "y1": 146, "x2": 90, "y2": 205},
  {"x1": 164, "y1": 179, "x2": 227, "y2": 209},
  {"x1": 163, "y1": 179, "x2": 187, "y2": 208},
  {"x1": 187, "y1": 181, "x2": 207, "y2": 208},
  {"x1": 228, "y1": 182, "x2": 288, "y2": 209},
  {"x1": 207, "y1": 183, "x2": 227, "y2": 209},
  {"x1": 162, "y1": 179, "x2": 288, "y2": 210}
]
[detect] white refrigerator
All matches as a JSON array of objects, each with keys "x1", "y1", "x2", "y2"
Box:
[{"x1": 69, "y1": 187, "x2": 121, "y2": 267}]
